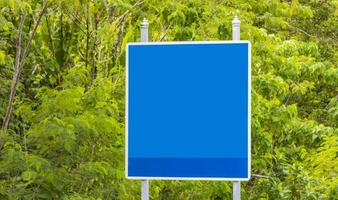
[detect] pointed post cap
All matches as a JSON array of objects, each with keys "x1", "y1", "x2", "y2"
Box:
[
  {"x1": 232, "y1": 16, "x2": 240, "y2": 25},
  {"x1": 141, "y1": 18, "x2": 149, "y2": 28}
]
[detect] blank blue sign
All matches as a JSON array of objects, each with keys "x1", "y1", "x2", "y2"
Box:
[{"x1": 126, "y1": 41, "x2": 251, "y2": 180}]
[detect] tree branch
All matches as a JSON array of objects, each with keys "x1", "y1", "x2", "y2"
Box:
[
  {"x1": 2, "y1": 2, "x2": 48, "y2": 131},
  {"x1": 159, "y1": 21, "x2": 173, "y2": 41},
  {"x1": 62, "y1": 8, "x2": 87, "y2": 35},
  {"x1": 287, "y1": 23, "x2": 314, "y2": 38},
  {"x1": 113, "y1": 21, "x2": 125, "y2": 62},
  {"x1": 115, "y1": 0, "x2": 144, "y2": 26},
  {"x1": 2, "y1": 15, "x2": 26, "y2": 131},
  {"x1": 85, "y1": 0, "x2": 90, "y2": 69},
  {"x1": 252, "y1": 173, "x2": 271, "y2": 179},
  {"x1": 20, "y1": 3, "x2": 48, "y2": 67},
  {"x1": 45, "y1": 14, "x2": 56, "y2": 58}
]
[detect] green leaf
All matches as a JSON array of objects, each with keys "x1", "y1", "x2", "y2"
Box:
[{"x1": 21, "y1": 171, "x2": 37, "y2": 181}]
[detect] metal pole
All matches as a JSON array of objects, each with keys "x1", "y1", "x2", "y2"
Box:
[
  {"x1": 140, "y1": 18, "x2": 149, "y2": 200},
  {"x1": 232, "y1": 16, "x2": 241, "y2": 200},
  {"x1": 141, "y1": 18, "x2": 149, "y2": 42},
  {"x1": 232, "y1": 16, "x2": 240, "y2": 41},
  {"x1": 233, "y1": 181, "x2": 241, "y2": 200},
  {"x1": 141, "y1": 180, "x2": 149, "y2": 200}
]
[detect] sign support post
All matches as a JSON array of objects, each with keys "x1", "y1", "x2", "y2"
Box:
[
  {"x1": 132, "y1": 16, "x2": 246, "y2": 200},
  {"x1": 140, "y1": 17, "x2": 149, "y2": 200},
  {"x1": 232, "y1": 15, "x2": 241, "y2": 200},
  {"x1": 233, "y1": 181, "x2": 241, "y2": 200},
  {"x1": 141, "y1": 179, "x2": 149, "y2": 200}
]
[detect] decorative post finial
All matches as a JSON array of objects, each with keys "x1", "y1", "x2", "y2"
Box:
[
  {"x1": 232, "y1": 16, "x2": 241, "y2": 41},
  {"x1": 141, "y1": 18, "x2": 149, "y2": 28}
]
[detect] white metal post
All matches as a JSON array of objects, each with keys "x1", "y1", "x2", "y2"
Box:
[
  {"x1": 232, "y1": 15, "x2": 241, "y2": 200},
  {"x1": 232, "y1": 16, "x2": 240, "y2": 41},
  {"x1": 140, "y1": 17, "x2": 149, "y2": 200},
  {"x1": 141, "y1": 18, "x2": 149, "y2": 42},
  {"x1": 141, "y1": 180, "x2": 149, "y2": 200},
  {"x1": 233, "y1": 181, "x2": 241, "y2": 200}
]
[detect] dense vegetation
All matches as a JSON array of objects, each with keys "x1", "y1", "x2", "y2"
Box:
[{"x1": 0, "y1": 0, "x2": 337, "y2": 199}]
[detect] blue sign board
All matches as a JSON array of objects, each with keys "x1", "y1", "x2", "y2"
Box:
[{"x1": 126, "y1": 41, "x2": 251, "y2": 180}]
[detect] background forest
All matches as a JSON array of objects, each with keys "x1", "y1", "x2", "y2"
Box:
[{"x1": 0, "y1": 0, "x2": 337, "y2": 199}]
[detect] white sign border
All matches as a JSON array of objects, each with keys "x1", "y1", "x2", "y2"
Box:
[{"x1": 125, "y1": 41, "x2": 251, "y2": 181}]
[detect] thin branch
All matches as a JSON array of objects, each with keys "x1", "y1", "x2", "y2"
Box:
[
  {"x1": 62, "y1": 7, "x2": 87, "y2": 35},
  {"x1": 20, "y1": 3, "x2": 48, "y2": 67},
  {"x1": 2, "y1": 2, "x2": 48, "y2": 131},
  {"x1": 0, "y1": 138, "x2": 3, "y2": 151},
  {"x1": 284, "y1": 94, "x2": 292, "y2": 105},
  {"x1": 91, "y1": 13, "x2": 99, "y2": 80},
  {"x1": 108, "y1": 6, "x2": 116, "y2": 23},
  {"x1": 325, "y1": 94, "x2": 338, "y2": 110},
  {"x1": 2, "y1": 15, "x2": 26, "y2": 130},
  {"x1": 0, "y1": 73, "x2": 7, "y2": 78},
  {"x1": 64, "y1": 7, "x2": 85, "y2": 25},
  {"x1": 45, "y1": 15, "x2": 56, "y2": 58},
  {"x1": 159, "y1": 21, "x2": 173, "y2": 41},
  {"x1": 109, "y1": 0, "x2": 145, "y2": 63},
  {"x1": 252, "y1": 173, "x2": 271, "y2": 179},
  {"x1": 85, "y1": 0, "x2": 90, "y2": 69},
  {"x1": 115, "y1": 0, "x2": 144, "y2": 26},
  {"x1": 287, "y1": 24, "x2": 314, "y2": 38},
  {"x1": 287, "y1": 22, "x2": 336, "y2": 43},
  {"x1": 113, "y1": 21, "x2": 125, "y2": 61}
]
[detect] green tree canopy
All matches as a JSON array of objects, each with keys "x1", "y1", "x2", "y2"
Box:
[{"x1": 0, "y1": 0, "x2": 337, "y2": 199}]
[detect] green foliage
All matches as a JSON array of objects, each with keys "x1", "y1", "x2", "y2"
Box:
[{"x1": 0, "y1": 0, "x2": 337, "y2": 199}]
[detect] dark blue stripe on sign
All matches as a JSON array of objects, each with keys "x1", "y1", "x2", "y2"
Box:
[{"x1": 128, "y1": 158, "x2": 248, "y2": 178}]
